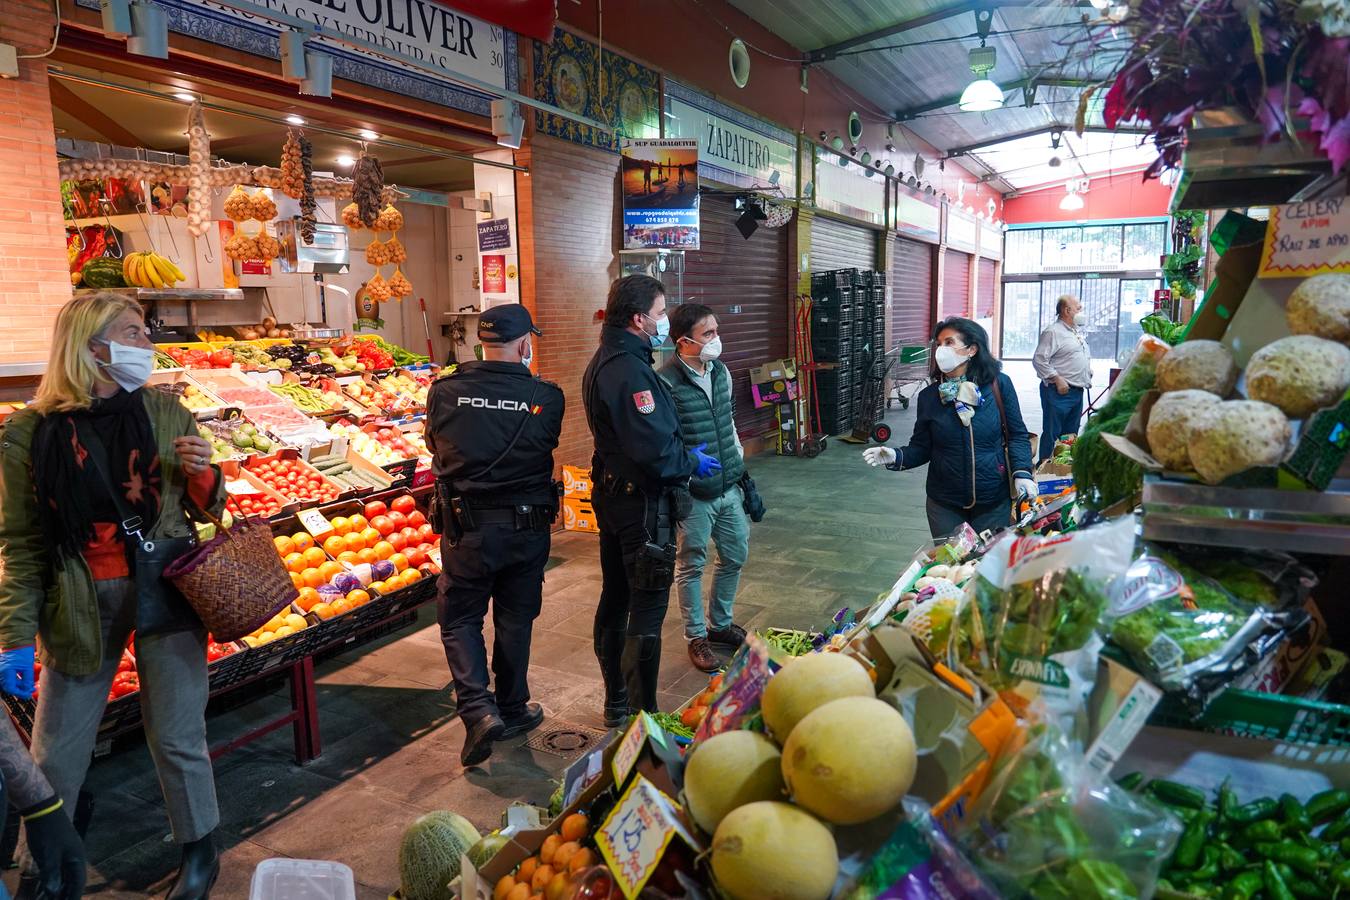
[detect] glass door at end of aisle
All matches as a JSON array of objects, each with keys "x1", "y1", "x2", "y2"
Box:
[{"x1": 1000, "y1": 276, "x2": 1163, "y2": 365}]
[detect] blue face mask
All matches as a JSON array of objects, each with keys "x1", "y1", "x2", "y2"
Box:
[{"x1": 644, "y1": 312, "x2": 670, "y2": 349}]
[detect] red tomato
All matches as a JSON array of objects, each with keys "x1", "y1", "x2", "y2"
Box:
[
  {"x1": 417, "y1": 524, "x2": 435, "y2": 541},
  {"x1": 387, "y1": 511, "x2": 408, "y2": 531},
  {"x1": 387, "y1": 532, "x2": 408, "y2": 552},
  {"x1": 405, "y1": 548, "x2": 427, "y2": 568},
  {"x1": 400, "y1": 526, "x2": 417, "y2": 540},
  {"x1": 209, "y1": 349, "x2": 234, "y2": 368},
  {"x1": 371, "y1": 515, "x2": 394, "y2": 536},
  {"x1": 406, "y1": 510, "x2": 427, "y2": 529},
  {"x1": 364, "y1": 500, "x2": 388, "y2": 518},
  {"x1": 391, "y1": 495, "x2": 416, "y2": 515}
]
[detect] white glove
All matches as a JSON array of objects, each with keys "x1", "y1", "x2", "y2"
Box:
[
  {"x1": 863, "y1": 447, "x2": 897, "y2": 468},
  {"x1": 1015, "y1": 477, "x2": 1038, "y2": 498}
]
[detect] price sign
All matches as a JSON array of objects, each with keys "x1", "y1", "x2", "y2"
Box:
[
  {"x1": 224, "y1": 478, "x2": 255, "y2": 495},
  {"x1": 297, "y1": 507, "x2": 334, "y2": 538},
  {"x1": 611, "y1": 713, "x2": 647, "y2": 786},
  {"x1": 1259, "y1": 197, "x2": 1350, "y2": 278},
  {"x1": 595, "y1": 775, "x2": 693, "y2": 899}
]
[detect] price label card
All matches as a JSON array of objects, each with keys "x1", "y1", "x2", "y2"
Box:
[
  {"x1": 595, "y1": 775, "x2": 694, "y2": 899},
  {"x1": 296, "y1": 507, "x2": 334, "y2": 538},
  {"x1": 1260, "y1": 198, "x2": 1350, "y2": 277},
  {"x1": 611, "y1": 713, "x2": 648, "y2": 786},
  {"x1": 329, "y1": 435, "x2": 349, "y2": 458},
  {"x1": 224, "y1": 479, "x2": 255, "y2": 495}
]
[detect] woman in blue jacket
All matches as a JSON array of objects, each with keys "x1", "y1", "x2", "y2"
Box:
[{"x1": 863, "y1": 317, "x2": 1036, "y2": 537}]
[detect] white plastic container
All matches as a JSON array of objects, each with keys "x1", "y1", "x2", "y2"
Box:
[{"x1": 249, "y1": 859, "x2": 357, "y2": 900}]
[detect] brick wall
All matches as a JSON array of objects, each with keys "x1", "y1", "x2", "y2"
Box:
[
  {"x1": 515, "y1": 135, "x2": 620, "y2": 473},
  {"x1": 0, "y1": 3, "x2": 71, "y2": 362}
]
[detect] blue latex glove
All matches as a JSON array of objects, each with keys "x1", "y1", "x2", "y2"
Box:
[
  {"x1": 690, "y1": 442, "x2": 722, "y2": 479},
  {"x1": 0, "y1": 646, "x2": 36, "y2": 700}
]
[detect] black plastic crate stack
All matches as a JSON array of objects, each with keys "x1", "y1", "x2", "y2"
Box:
[{"x1": 811, "y1": 268, "x2": 888, "y2": 434}]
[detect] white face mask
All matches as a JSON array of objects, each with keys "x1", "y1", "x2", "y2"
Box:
[
  {"x1": 683, "y1": 335, "x2": 722, "y2": 362},
  {"x1": 935, "y1": 345, "x2": 969, "y2": 374},
  {"x1": 1073, "y1": 312, "x2": 1086, "y2": 327},
  {"x1": 96, "y1": 340, "x2": 154, "y2": 392},
  {"x1": 643, "y1": 312, "x2": 670, "y2": 348},
  {"x1": 520, "y1": 339, "x2": 533, "y2": 369}
]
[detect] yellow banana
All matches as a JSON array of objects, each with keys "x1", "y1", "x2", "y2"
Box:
[
  {"x1": 123, "y1": 254, "x2": 135, "y2": 283},
  {"x1": 144, "y1": 255, "x2": 165, "y2": 288},
  {"x1": 164, "y1": 256, "x2": 187, "y2": 283},
  {"x1": 149, "y1": 253, "x2": 176, "y2": 286},
  {"x1": 128, "y1": 253, "x2": 145, "y2": 287}
]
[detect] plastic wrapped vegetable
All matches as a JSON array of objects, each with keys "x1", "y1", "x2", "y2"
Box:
[
  {"x1": 841, "y1": 800, "x2": 1000, "y2": 900},
  {"x1": 1106, "y1": 546, "x2": 1312, "y2": 711},
  {"x1": 952, "y1": 516, "x2": 1135, "y2": 744},
  {"x1": 956, "y1": 725, "x2": 1182, "y2": 900}
]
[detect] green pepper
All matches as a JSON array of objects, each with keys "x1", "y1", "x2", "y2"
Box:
[
  {"x1": 1176, "y1": 810, "x2": 1217, "y2": 869},
  {"x1": 1322, "y1": 808, "x2": 1350, "y2": 842},
  {"x1": 1306, "y1": 789, "x2": 1350, "y2": 826},
  {"x1": 1116, "y1": 771, "x2": 1144, "y2": 792},
  {"x1": 1341, "y1": 836, "x2": 1350, "y2": 856},
  {"x1": 1241, "y1": 820, "x2": 1284, "y2": 845},
  {"x1": 1281, "y1": 793, "x2": 1311, "y2": 833},
  {"x1": 1221, "y1": 871, "x2": 1262, "y2": 900},
  {"x1": 1230, "y1": 798, "x2": 1280, "y2": 825},
  {"x1": 1150, "y1": 779, "x2": 1209, "y2": 810},
  {"x1": 1264, "y1": 860, "x2": 1297, "y2": 900},
  {"x1": 1191, "y1": 845, "x2": 1222, "y2": 882},
  {"x1": 1219, "y1": 844, "x2": 1245, "y2": 874},
  {"x1": 1254, "y1": 842, "x2": 1323, "y2": 877},
  {"x1": 1218, "y1": 781, "x2": 1238, "y2": 824}
]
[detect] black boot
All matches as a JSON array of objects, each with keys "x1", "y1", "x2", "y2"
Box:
[
  {"x1": 594, "y1": 624, "x2": 632, "y2": 727},
  {"x1": 621, "y1": 635, "x2": 662, "y2": 713},
  {"x1": 166, "y1": 832, "x2": 219, "y2": 900}
]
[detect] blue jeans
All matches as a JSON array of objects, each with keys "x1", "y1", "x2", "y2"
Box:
[
  {"x1": 1039, "y1": 382, "x2": 1085, "y2": 461},
  {"x1": 675, "y1": 486, "x2": 750, "y2": 640}
]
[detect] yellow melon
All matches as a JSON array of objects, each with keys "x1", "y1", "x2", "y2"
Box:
[
  {"x1": 760, "y1": 652, "x2": 874, "y2": 743},
  {"x1": 684, "y1": 730, "x2": 784, "y2": 833},
  {"x1": 711, "y1": 801, "x2": 837, "y2": 900}
]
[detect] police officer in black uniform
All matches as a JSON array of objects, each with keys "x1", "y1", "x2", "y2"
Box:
[
  {"x1": 425, "y1": 304, "x2": 564, "y2": 766},
  {"x1": 583, "y1": 275, "x2": 722, "y2": 724}
]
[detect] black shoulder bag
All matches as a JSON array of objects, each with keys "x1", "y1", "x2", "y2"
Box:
[{"x1": 74, "y1": 420, "x2": 202, "y2": 636}]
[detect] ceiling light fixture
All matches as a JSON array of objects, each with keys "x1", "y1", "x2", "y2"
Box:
[
  {"x1": 358, "y1": 129, "x2": 380, "y2": 141},
  {"x1": 830, "y1": 134, "x2": 845, "y2": 152},
  {"x1": 285, "y1": 114, "x2": 306, "y2": 126},
  {"x1": 959, "y1": 43, "x2": 1003, "y2": 112},
  {"x1": 336, "y1": 154, "x2": 355, "y2": 167},
  {"x1": 1060, "y1": 179, "x2": 1087, "y2": 211},
  {"x1": 172, "y1": 91, "x2": 196, "y2": 102},
  {"x1": 1088, "y1": 0, "x2": 1110, "y2": 8}
]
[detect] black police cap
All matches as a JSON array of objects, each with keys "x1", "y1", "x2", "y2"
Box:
[{"x1": 478, "y1": 304, "x2": 543, "y2": 343}]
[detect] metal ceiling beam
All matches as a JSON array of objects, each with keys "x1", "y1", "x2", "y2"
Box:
[
  {"x1": 894, "y1": 77, "x2": 1094, "y2": 120},
  {"x1": 804, "y1": 0, "x2": 1093, "y2": 63},
  {"x1": 942, "y1": 123, "x2": 1150, "y2": 158}
]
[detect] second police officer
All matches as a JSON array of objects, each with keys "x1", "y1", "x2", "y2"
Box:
[
  {"x1": 582, "y1": 275, "x2": 722, "y2": 724},
  {"x1": 424, "y1": 304, "x2": 564, "y2": 766}
]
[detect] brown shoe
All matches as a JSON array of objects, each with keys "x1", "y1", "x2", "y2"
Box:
[{"x1": 687, "y1": 637, "x2": 719, "y2": 673}]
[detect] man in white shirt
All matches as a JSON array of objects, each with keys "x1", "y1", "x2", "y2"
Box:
[{"x1": 1032, "y1": 294, "x2": 1092, "y2": 460}]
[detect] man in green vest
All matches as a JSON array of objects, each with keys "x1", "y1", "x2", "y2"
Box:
[{"x1": 660, "y1": 303, "x2": 750, "y2": 672}]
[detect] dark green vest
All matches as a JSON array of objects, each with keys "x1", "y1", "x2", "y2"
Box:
[{"x1": 659, "y1": 357, "x2": 746, "y2": 500}]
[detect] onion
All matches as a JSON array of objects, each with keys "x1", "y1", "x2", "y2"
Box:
[{"x1": 267, "y1": 328, "x2": 281, "y2": 338}]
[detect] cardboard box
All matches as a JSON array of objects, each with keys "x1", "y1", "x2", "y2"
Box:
[
  {"x1": 1034, "y1": 458, "x2": 1074, "y2": 496},
  {"x1": 562, "y1": 497, "x2": 598, "y2": 534},
  {"x1": 562, "y1": 464, "x2": 592, "y2": 499},
  {"x1": 749, "y1": 358, "x2": 799, "y2": 408}
]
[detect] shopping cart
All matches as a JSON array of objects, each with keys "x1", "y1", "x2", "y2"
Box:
[{"x1": 885, "y1": 344, "x2": 930, "y2": 411}]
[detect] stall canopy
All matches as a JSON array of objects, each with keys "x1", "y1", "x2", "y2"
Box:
[{"x1": 450, "y1": 0, "x2": 557, "y2": 43}]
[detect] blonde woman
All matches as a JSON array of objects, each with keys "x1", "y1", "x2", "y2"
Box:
[{"x1": 0, "y1": 293, "x2": 224, "y2": 899}]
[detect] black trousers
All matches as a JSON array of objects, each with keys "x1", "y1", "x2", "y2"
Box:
[
  {"x1": 436, "y1": 522, "x2": 550, "y2": 726},
  {"x1": 592, "y1": 488, "x2": 674, "y2": 637}
]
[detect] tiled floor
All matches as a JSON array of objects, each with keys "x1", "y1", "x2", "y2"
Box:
[{"x1": 6, "y1": 398, "x2": 953, "y2": 898}]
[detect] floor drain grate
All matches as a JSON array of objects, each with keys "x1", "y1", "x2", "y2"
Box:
[{"x1": 525, "y1": 722, "x2": 610, "y2": 760}]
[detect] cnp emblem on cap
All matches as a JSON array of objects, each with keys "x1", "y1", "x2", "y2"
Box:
[
  {"x1": 478, "y1": 303, "x2": 543, "y2": 343},
  {"x1": 632, "y1": 390, "x2": 655, "y2": 414}
]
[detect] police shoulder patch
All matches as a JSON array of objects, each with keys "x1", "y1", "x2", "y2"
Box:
[{"x1": 632, "y1": 390, "x2": 656, "y2": 414}]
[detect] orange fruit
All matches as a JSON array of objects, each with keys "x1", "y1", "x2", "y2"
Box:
[
  {"x1": 322, "y1": 535, "x2": 347, "y2": 557},
  {"x1": 311, "y1": 602, "x2": 334, "y2": 620},
  {"x1": 330, "y1": 516, "x2": 352, "y2": 536},
  {"x1": 343, "y1": 532, "x2": 366, "y2": 552},
  {"x1": 517, "y1": 860, "x2": 538, "y2": 886},
  {"x1": 506, "y1": 884, "x2": 529, "y2": 900},
  {"x1": 373, "y1": 540, "x2": 395, "y2": 560},
  {"x1": 284, "y1": 552, "x2": 306, "y2": 573},
  {"x1": 329, "y1": 597, "x2": 352, "y2": 616},
  {"x1": 368, "y1": 581, "x2": 387, "y2": 595},
  {"x1": 540, "y1": 835, "x2": 561, "y2": 865},
  {"x1": 318, "y1": 561, "x2": 343, "y2": 582},
  {"x1": 360, "y1": 527, "x2": 382, "y2": 546},
  {"x1": 560, "y1": 814, "x2": 588, "y2": 843},
  {"x1": 302, "y1": 547, "x2": 327, "y2": 568},
  {"x1": 348, "y1": 514, "x2": 369, "y2": 532},
  {"x1": 389, "y1": 552, "x2": 409, "y2": 571},
  {"x1": 274, "y1": 535, "x2": 296, "y2": 556},
  {"x1": 346, "y1": 589, "x2": 370, "y2": 606},
  {"x1": 289, "y1": 571, "x2": 304, "y2": 589},
  {"x1": 402, "y1": 568, "x2": 421, "y2": 583},
  {"x1": 357, "y1": 547, "x2": 379, "y2": 565},
  {"x1": 302, "y1": 567, "x2": 325, "y2": 589},
  {"x1": 296, "y1": 587, "x2": 321, "y2": 611},
  {"x1": 494, "y1": 877, "x2": 516, "y2": 900},
  {"x1": 566, "y1": 848, "x2": 594, "y2": 875},
  {"x1": 337, "y1": 551, "x2": 359, "y2": 564},
  {"x1": 530, "y1": 865, "x2": 554, "y2": 893},
  {"x1": 291, "y1": 532, "x2": 315, "y2": 552}
]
